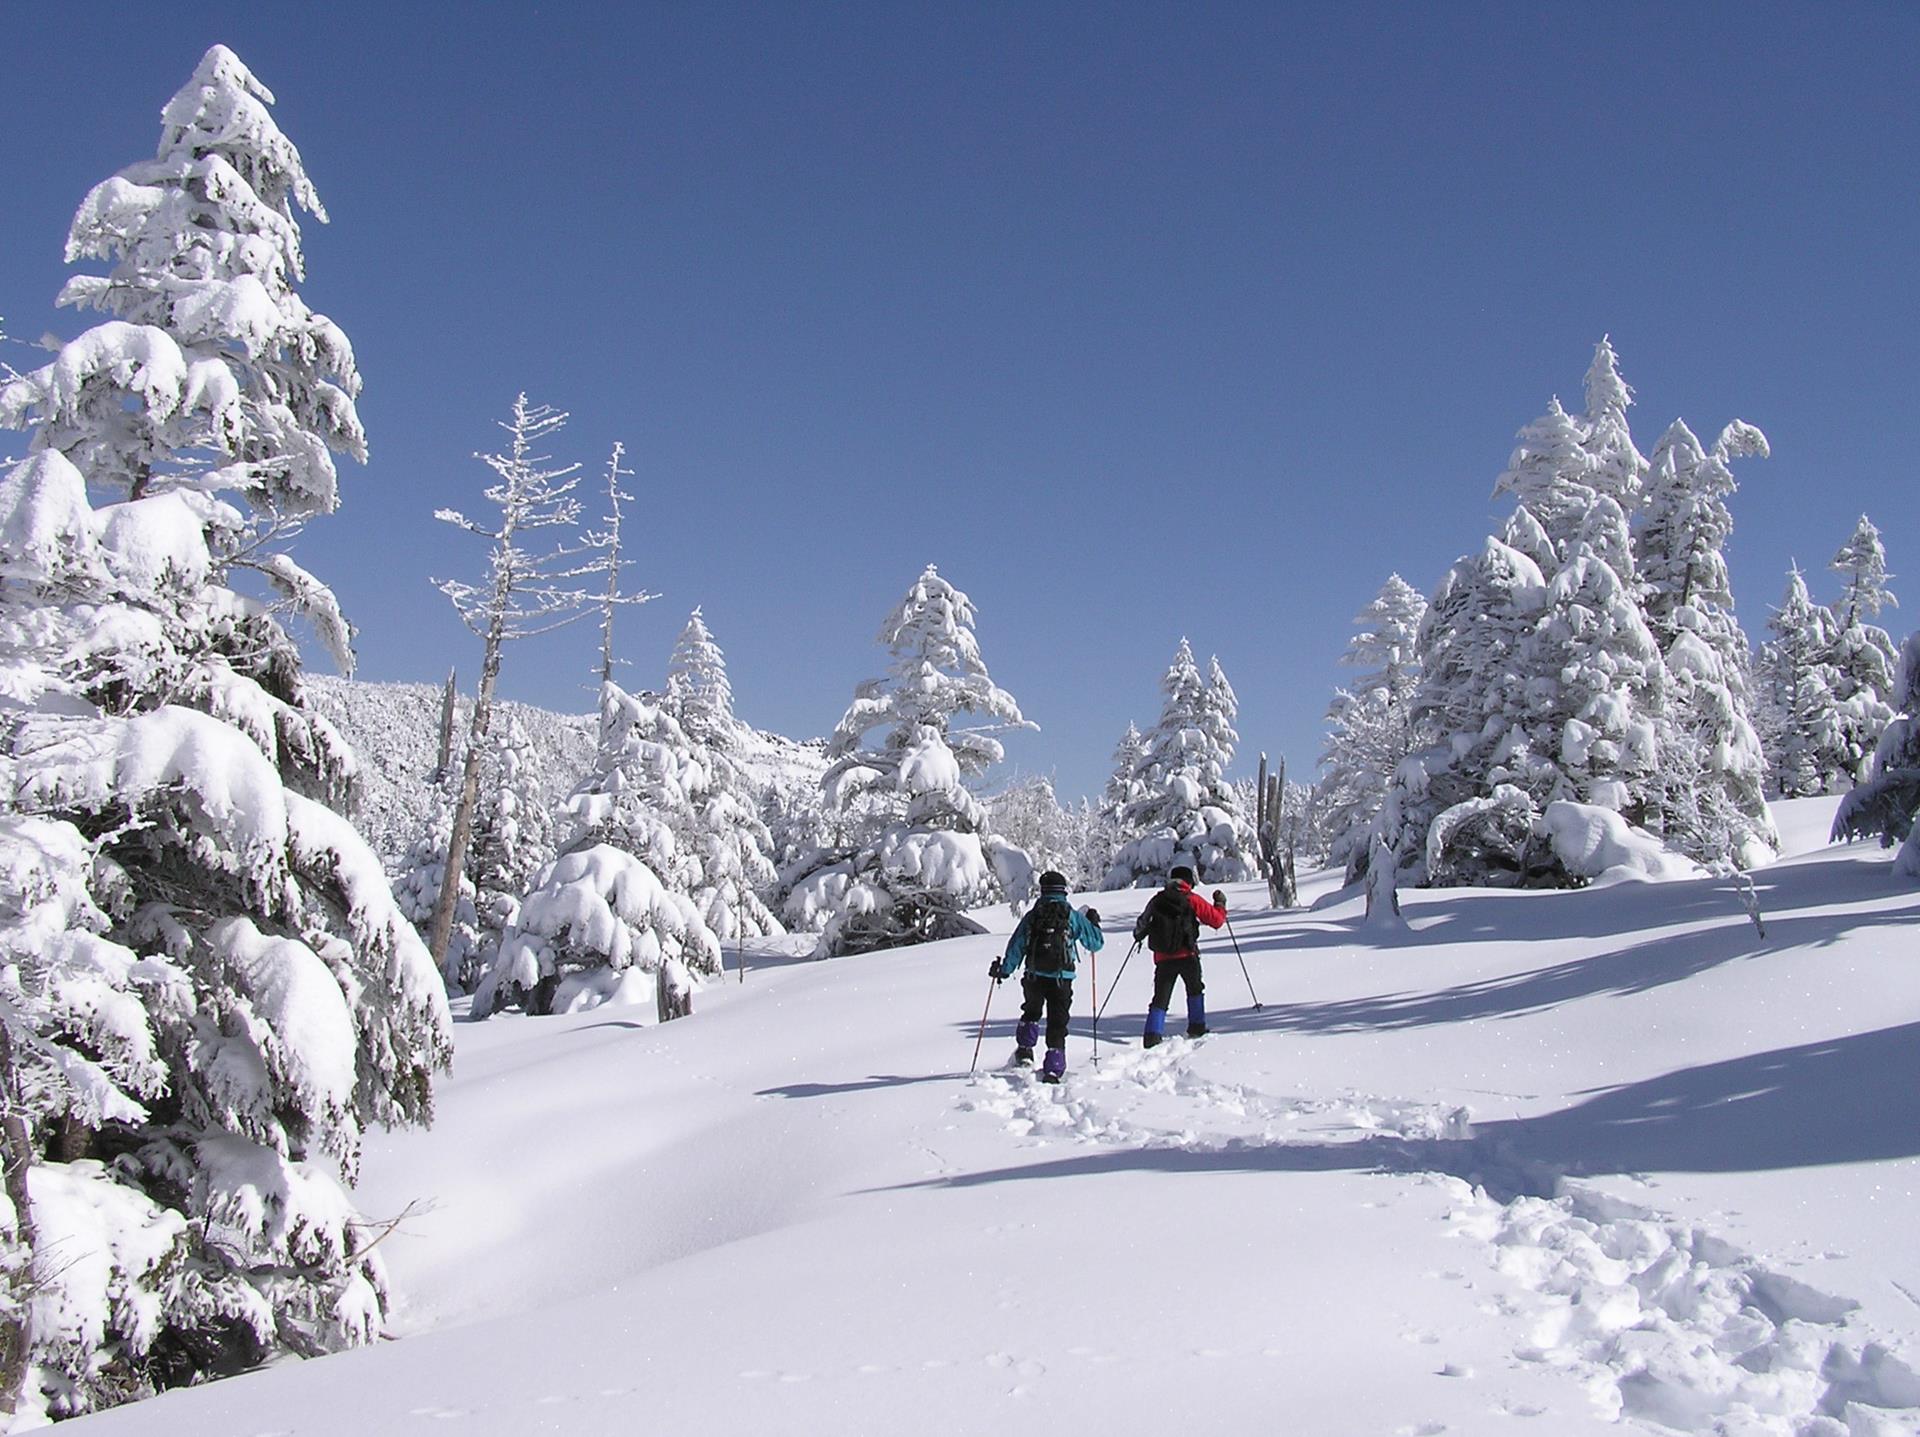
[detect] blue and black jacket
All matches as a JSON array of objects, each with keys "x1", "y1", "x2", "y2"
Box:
[{"x1": 1000, "y1": 894, "x2": 1105, "y2": 981}]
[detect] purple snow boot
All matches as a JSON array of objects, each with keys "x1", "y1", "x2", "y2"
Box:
[
  {"x1": 1014, "y1": 1020, "x2": 1039, "y2": 1066},
  {"x1": 1040, "y1": 1049, "x2": 1066, "y2": 1084}
]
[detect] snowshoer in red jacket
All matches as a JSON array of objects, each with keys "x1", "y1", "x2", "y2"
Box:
[{"x1": 1130, "y1": 865, "x2": 1226, "y2": 1047}]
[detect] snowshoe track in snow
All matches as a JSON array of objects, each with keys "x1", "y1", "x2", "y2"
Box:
[{"x1": 961, "y1": 1035, "x2": 1920, "y2": 1434}]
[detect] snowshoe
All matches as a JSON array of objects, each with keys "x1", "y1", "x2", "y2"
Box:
[{"x1": 1013, "y1": 1046, "x2": 1036, "y2": 1067}]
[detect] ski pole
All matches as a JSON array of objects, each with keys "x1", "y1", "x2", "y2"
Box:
[
  {"x1": 1223, "y1": 914, "x2": 1262, "y2": 1010},
  {"x1": 969, "y1": 974, "x2": 1000, "y2": 1075},
  {"x1": 1088, "y1": 931, "x2": 1099, "y2": 1069},
  {"x1": 1095, "y1": 938, "x2": 1141, "y2": 1022}
]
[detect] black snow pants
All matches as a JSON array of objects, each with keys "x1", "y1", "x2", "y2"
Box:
[
  {"x1": 1020, "y1": 975, "x2": 1074, "y2": 1051},
  {"x1": 1149, "y1": 956, "x2": 1204, "y2": 1010}
]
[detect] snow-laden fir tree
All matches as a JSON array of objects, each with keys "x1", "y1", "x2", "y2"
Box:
[
  {"x1": 1580, "y1": 336, "x2": 1648, "y2": 513},
  {"x1": 1832, "y1": 629, "x2": 1920, "y2": 881},
  {"x1": 1634, "y1": 418, "x2": 1777, "y2": 866},
  {"x1": 1103, "y1": 641, "x2": 1256, "y2": 888},
  {"x1": 1319, "y1": 574, "x2": 1426, "y2": 879},
  {"x1": 1823, "y1": 516, "x2": 1900, "y2": 781},
  {"x1": 467, "y1": 715, "x2": 555, "y2": 972},
  {"x1": 1755, "y1": 569, "x2": 1846, "y2": 798},
  {"x1": 784, "y1": 566, "x2": 1035, "y2": 953},
  {"x1": 1491, "y1": 396, "x2": 1596, "y2": 556},
  {"x1": 0, "y1": 47, "x2": 449, "y2": 1415},
  {"x1": 664, "y1": 607, "x2": 739, "y2": 750},
  {"x1": 1090, "y1": 722, "x2": 1148, "y2": 883},
  {"x1": 1377, "y1": 516, "x2": 1550, "y2": 884},
  {"x1": 658, "y1": 612, "x2": 784, "y2": 943},
  {"x1": 475, "y1": 682, "x2": 724, "y2": 1015},
  {"x1": 1831, "y1": 514, "x2": 1898, "y2": 627}
]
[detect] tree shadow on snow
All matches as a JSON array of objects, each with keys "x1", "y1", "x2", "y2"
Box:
[
  {"x1": 759, "y1": 1072, "x2": 969, "y2": 1099},
  {"x1": 1220, "y1": 861, "x2": 1920, "y2": 1036}
]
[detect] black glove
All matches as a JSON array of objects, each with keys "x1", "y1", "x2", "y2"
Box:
[
  {"x1": 988, "y1": 960, "x2": 1007, "y2": 981},
  {"x1": 1083, "y1": 907, "x2": 1102, "y2": 928},
  {"x1": 1212, "y1": 890, "x2": 1227, "y2": 910}
]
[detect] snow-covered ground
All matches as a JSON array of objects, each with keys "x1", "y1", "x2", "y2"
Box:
[{"x1": 69, "y1": 799, "x2": 1920, "y2": 1435}]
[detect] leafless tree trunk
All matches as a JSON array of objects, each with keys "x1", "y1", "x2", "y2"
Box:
[
  {"x1": 429, "y1": 618, "x2": 502, "y2": 967},
  {"x1": 433, "y1": 668, "x2": 458, "y2": 783}
]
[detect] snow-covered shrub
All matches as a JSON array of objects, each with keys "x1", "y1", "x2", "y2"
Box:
[
  {"x1": 0, "y1": 47, "x2": 450, "y2": 1412},
  {"x1": 473, "y1": 845, "x2": 718, "y2": 1015},
  {"x1": 787, "y1": 566, "x2": 1033, "y2": 954},
  {"x1": 1540, "y1": 801, "x2": 1707, "y2": 885}
]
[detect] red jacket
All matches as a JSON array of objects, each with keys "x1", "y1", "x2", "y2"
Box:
[{"x1": 1146, "y1": 880, "x2": 1226, "y2": 961}]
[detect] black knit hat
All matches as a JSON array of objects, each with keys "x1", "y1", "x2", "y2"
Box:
[
  {"x1": 1170, "y1": 865, "x2": 1196, "y2": 885},
  {"x1": 1038, "y1": 869, "x2": 1070, "y2": 893}
]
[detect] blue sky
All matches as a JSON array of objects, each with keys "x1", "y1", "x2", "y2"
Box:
[{"x1": 4, "y1": 3, "x2": 1916, "y2": 799}]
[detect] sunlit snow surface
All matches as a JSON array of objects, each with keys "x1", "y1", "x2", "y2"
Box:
[{"x1": 69, "y1": 798, "x2": 1920, "y2": 1436}]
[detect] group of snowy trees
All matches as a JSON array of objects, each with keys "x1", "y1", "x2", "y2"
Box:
[
  {"x1": 1324, "y1": 339, "x2": 1907, "y2": 888},
  {"x1": 0, "y1": 48, "x2": 450, "y2": 1419}
]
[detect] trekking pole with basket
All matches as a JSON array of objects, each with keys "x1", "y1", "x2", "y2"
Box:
[{"x1": 1222, "y1": 913, "x2": 1263, "y2": 1010}]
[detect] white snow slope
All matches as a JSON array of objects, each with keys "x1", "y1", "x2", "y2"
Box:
[{"x1": 69, "y1": 799, "x2": 1920, "y2": 1436}]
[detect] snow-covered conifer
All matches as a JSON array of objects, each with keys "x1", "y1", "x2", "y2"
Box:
[
  {"x1": 1379, "y1": 520, "x2": 1549, "y2": 883},
  {"x1": 664, "y1": 608, "x2": 740, "y2": 751},
  {"x1": 1319, "y1": 575, "x2": 1425, "y2": 876},
  {"x1": 1755, "y1": 569, "x2": 1846, "y2": 797},
  {"x1": 0, "y1": 48, "x2": 449, "y2": 1412},
  {"x1": 1833, "y1": 630, "x2": 1920, "y2": 881},
  {"x1": 786, "y1": 566, "x2": 1034, "y2": 953},
  {"x1": 1491, "y1": 397, "x2": 1595, "y2": 555},
  {"x1": 468, "y1": 716, "x2": 555, "y2": 971},
  {"x1": 1635, "y1": 419, "x2": 1776, "y2": 866},
  {"x1": 1580, "y1": 336, "x2": 1648, "y2": 513},
  {"x1": 1103, "y1": 642, "x2": 1256, "y2": 887},
  {"x1": 1831, "y1": 515, "x2": 1898, "y2": 626}
]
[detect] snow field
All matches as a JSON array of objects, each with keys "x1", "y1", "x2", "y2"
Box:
[{"x1": 66, "y1": 834, "x2": 1920, "y2": 1436}]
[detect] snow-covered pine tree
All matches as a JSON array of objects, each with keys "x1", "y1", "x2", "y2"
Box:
[
  {"x1": 665, "y1": 608, "x2": 739, "y2": 751},
  {"x1": 1634, "y1": 418, "x2": 1777, "y2": 866},
  {"x1": 1491, "y1": 396, "x2": 1596, "y2": 556},
  {"x1": 1319, "y1": 574, "x2": 1426, "y2": 878},
  {"x1": 1755, "y1": 569, "x2": 1846, "y2": 798},
  {"x1": 1824, "y1": 516, "x2": 1900, "y2": 783},
  {"x1": 1103, "y1": 641, "x2": 1256, "y2": 887},
  {"x1": 1832, "y1": 629, "x2": 1920, "y2": 881},
  {"x1": 1090, "y1": 722, "x2": 1147, "y2": 883},
  {"x1": 474, "y1": 681, "x2": 724, "y2": 1015},
  {"x1": 467, "y1": 715, "x2": 555, "y2": 972},
  {"x1": 655, "y1": 610, "x2": 784, "y2": 941},
  {"x1": 1514, "y1": 495, "x2": 1667, "y2": 820},
  {"x1": 1378, "y1": 516, "x2": 1550, "y2": 884},
  {"x1": 1580, "y1": 336, "x2": 1648, "y2": 513},
  {"x1": 1831, "y1": 514, "x2": 1898, "y2": 628},
  {"x1": 785, "y1": 566, "x2": 1035, "y2": 953},
  {"x1": 0, "y1": 47, "x2": 449, "y2": 1414}
]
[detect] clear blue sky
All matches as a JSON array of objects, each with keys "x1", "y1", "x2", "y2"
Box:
[{"x1": 4, "y1": 2, "x2": 1916, "y2": 799}]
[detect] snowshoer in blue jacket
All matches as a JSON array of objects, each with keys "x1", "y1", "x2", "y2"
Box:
[{"x1": 988, "y1": 869, "x2": 1104, "y2": 1083}]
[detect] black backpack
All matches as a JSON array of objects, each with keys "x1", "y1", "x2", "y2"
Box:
[
  {"x1": 1138, "y1": 884, "x2": 1199, "y2": 956},
  {"x1": 1026, "y1": 901, "x2": 1074, "y2": 971}
]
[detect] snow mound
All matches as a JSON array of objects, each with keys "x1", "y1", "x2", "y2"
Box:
[{"x1": 1541, "y1": 801, "x2": 1706, "y2": 884}]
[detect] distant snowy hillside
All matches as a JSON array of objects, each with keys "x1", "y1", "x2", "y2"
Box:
[{"x1": 306, "y1": 675, "x2": 828, "y2": 870}]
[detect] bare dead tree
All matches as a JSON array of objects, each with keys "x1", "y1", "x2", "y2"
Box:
[
  {"x1": 0, "y1": 1010, "x2": 38, "y2": 1424},
  {"x1": 582, "y1": 442, "x2": 653, "y2": 687},
  {"x1": 426, "y1": 395, "x2": 598, "y2": 967}
]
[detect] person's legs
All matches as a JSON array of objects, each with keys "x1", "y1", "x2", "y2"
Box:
[
  {"x1": 1145, "y1": 961, "x2": 1176, "y2": 1046},
  {"x1": 1180, "y1": 959, "x2": 1207, "y2": 1035},
  {"x1": 1015, "y1": 978, "x2": 1042, "y2": 1062},
  {"x1": 1043, "y1": 978, "x2": 1072, "y2": 1053}
]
